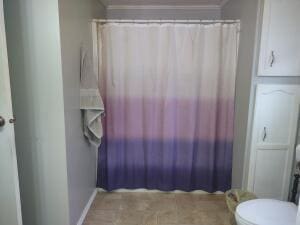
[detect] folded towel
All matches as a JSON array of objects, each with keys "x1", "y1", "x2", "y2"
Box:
[{"x1": 80, "y1": 47, "x2": 104, "y2": 147}]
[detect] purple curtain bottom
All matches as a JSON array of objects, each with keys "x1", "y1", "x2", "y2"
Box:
[{"x1": 97, "y1": 138, "x2": 232, "y2": 192}]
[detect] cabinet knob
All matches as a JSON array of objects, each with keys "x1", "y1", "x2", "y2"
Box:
[{"x1": 0, "y1": 116, "x2": 5, "y2": 127}]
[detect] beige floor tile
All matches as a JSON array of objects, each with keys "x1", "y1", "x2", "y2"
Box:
[
  {"x1": 92, "y1": 198, "x2": 123, "y2": 210},
  {"x1": 84, "y1": 220, "x2": 115, "y2": 225},
  {"x1": 149, "y1": 198, "x2": 177, "y2": 211},
  {"x1": 99, "y1": 192, "x2": 123, "y2": 200},
  {"x1": 196, "y1": 200, "x2": 225, "y2": 212},
  {"x1": 120, "y1": 199, "x2": 153, "y2": 211},
  {"x1": 198, "y1": 211, "x2": 226, "y2": 225},
  {"x1": 84, "y1": 192, "x2": 232, "y2": 225},
  {"x1": 116, "y1": 209, "x2": 145, "y2": 225},
  {"x1": 84, "y1": 209, "x2": 117, "y2": 222},
  {"x1": 143, "y1": 211, "x2": 158, "y2": 225},
  {"x1": 176, "y1": 210, "x2": 202, "y2": 224},
  {"x1": 121, "y1": 192, "x2": 156, "y2": 201},
  {"x1": 157, "y1": 210, "x2": 178, "y2": 224}
]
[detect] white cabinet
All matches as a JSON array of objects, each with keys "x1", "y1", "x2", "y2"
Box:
[
  {"x1": 247, "y1": 85, "x2": 300, "y2": 200},
  {"x1": 258, "y1": 0, "x2": 300, "y2": 76}
]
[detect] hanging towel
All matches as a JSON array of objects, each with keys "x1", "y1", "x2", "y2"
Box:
[{"x1": 80, "y1": 47, "x2": 104, "y2": 147}]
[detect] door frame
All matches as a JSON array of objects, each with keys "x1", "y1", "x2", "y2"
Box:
[{"x1": 0, "y1": 0, "x2": 23, "y2": 224}]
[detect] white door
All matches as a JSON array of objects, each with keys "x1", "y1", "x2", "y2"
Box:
[
  {"x1": 248, "y1": 85, "x2": 300, "y2": 200},
  {"x1": 258, "y1": 0, "x2": 300, "y2": 76},
  {"x1": 0, "y1": 1, "x2": 23, "y2": 224}
]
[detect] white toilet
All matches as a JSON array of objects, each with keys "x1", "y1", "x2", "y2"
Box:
[{"x1": 235, "y1": 199, "x2": 298, "y2": 225}]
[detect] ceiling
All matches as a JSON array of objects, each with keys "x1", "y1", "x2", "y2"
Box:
[{"x1": 100, "y1": 0, "x2": 228, "y2": 7}]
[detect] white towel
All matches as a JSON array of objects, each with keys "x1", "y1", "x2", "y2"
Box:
[{"x1": 80, "y1": 47, "x2": 104, "y2": 147}]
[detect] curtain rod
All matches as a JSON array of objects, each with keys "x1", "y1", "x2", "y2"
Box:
[{"x1": 93, "y1": 19, "x2": 240, "y2": 24}]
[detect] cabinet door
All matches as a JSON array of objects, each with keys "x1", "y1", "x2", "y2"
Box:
[
  {"x1": 248, "y1": 85, "x2": 300, "y2": 200},
  {"x1": 258, "y1": 0, "x2": 300, "y2": 76}
]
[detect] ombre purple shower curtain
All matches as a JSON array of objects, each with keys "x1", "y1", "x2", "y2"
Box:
[{"x1": 97, "y1": 23, "x2": 239, "y2": 192}]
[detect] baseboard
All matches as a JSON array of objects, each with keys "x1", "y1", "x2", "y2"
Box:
[{"x1": 76, "y1": 189, "x2": 97, "y2": 225}]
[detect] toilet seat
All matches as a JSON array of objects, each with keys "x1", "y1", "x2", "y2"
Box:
[{"x1": 235, "y1": 199, "x2": 297, "y2": 225}]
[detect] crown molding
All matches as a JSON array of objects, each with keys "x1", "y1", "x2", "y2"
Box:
[
  {"x1": 107, "y1": 4, "x2": 221, "y2": 10},
  {"x1": 220, "y1": 0, "x2": 231, "y2": 7},
  {"x1": 98, "y1": 0, "x2": 109, "y2": 7}
]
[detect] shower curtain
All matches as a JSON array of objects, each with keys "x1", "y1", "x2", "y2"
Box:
[{"x1": 97, "y1": 23, "x2": 239, "y2": 192}]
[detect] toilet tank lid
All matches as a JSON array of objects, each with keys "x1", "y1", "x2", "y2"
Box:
[{"x1": 236, "y1": 199, "x2": 297, "y2": 225}]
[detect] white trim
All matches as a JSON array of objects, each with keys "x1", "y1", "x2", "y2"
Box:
[
  {"x1": 107, "y1": 4, "x2": 221, "y2": 10},
  {"x1": 220, "y1": 0, "x2": 231, "y2": 7},
  {"x1": 0, "y1": 1, "x2": 23, "y2": 224},
  {"x1": 76, "y1": 189, "x2": 97, "y2": 225},
  {"x1": 242, "y1": 0, "x2": 265, "y2": 190}
]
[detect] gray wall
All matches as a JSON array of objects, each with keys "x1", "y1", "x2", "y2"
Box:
[
  {"x1": 106, "y1": 7, "x2": 221, "y2": 19},
  {"x1": 57, "y1": 0, "x2": 105, "y2": 224},
  {"x1": 3, "y1": 0, "x2": 70, "y2": 225},
  {"x1": 221, "y1": 0, "x2": 260, "y2": 189}
]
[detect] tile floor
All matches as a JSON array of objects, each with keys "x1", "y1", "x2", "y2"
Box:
[{"x1": 84, "y1": 192, "x2": 234, "y2": 225}]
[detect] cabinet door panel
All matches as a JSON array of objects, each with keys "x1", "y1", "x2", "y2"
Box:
[
  {"x1": 255, "y1": 90, "x2": 296, "y2": 145},
  {"x1": 258, "y1": 0, "x2": 300, "y2": 76},
  {"x1": 253, "y1": 148, "x2": 288, "y2": 199}
]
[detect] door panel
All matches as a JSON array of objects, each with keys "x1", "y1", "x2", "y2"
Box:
[
  {"x1": 248, "y1": 85, "x2": 300, "y2": 200},
  {"x1": 254, "y1": 148, "x2": 289, "y2": 199},
  {"x1": 258, "y1": 0, "x2": 300, "y2": 76},
  {"x1": 0, "y1": 0, "x2": 22, "y2": 224},
  {"x1": 255, "y1": 90, "x2": 297, "y2": 145}
]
